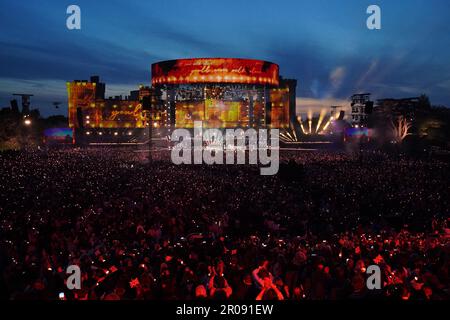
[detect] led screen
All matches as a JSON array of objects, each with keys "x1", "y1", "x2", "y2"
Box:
[{"x1": 152, "y1": 58, "x2": 279, "y2": 86}]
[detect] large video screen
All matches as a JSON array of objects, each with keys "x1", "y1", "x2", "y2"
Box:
[
  {"x1": 44, "y1": 127, "x2": 73, "y2": 139},
  {"x1": 175, "y1": 102, "x2": 205, "y2": 128},
  {"x1": 175, "y1": 99, "x2": 256, "y2": 128},
  {"x1": 205, "y1": 99, "x2": 245, "y2": 128}
]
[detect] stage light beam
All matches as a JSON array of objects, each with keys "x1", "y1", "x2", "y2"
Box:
[
  {"x1": 297, "y1": 115, "x2": 307, "y2": 134},
  {"x1": 315, "y1": 109, "x2": 326, "y2": 133},
  {"x1": 321, "y1": 118, "x2": 332, "y2": 132}
]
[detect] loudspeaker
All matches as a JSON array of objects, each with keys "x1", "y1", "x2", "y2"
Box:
[
  {"x1": 142, "y1": 96, "x2": 151, "y2": 111},
  {"x1": 10, "y1": 99, "x2": 19, "y2": 113},
  {"x1": 365, "y1": 101, "x2": 374, "y2": 114},
  {"x1": 338, "y1": 110, "x2": 345, "y2": 120},
  {"x1": 76, "y1": 107, "x2": 84, "y2": 128}
]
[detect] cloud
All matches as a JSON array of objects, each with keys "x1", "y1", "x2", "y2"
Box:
[
  {"x1": 1, "y1": 0, "x2": 449, "y2": 114},
  {"x1": 325, "y1": 66, "x2": 347, "y2": 98},
  {"x1": 329, "y1": 66, "x2": 346, "y2": 89},
  {"x1": 355, "y1": 59, "x2": 378, "y2": 89}
]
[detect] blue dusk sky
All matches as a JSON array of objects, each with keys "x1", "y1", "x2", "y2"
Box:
[{"x1": 0, "y1": 0, "x2": 449, "y2": 116}]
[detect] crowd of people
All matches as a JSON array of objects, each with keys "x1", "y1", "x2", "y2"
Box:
[{"x1": 0, "y1": 148, "x2": 448, "y2": 300}]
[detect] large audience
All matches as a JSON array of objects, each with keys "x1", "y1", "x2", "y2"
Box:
[{"x1": 0, "y1": 148, "x2": 448, "y2": 300}]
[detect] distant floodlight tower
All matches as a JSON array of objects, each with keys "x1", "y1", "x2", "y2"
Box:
[{"x1": 13, "y1": 93, "x2": 34, "y2": 115}]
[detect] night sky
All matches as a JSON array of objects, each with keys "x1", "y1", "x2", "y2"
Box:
[{"x1": 1, "y1": 0, "x2": 449, "y2": 116}]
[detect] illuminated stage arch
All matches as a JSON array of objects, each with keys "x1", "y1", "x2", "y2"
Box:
[{"x1": 151, "y1": 58, "x2": 293, "y2": 129}]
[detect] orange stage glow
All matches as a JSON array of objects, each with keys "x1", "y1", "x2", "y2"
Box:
[
  {"x1": 67, "y1": 82, "x2": 151, "y2": 129},
  {"x1": 152, "y1": 58, "x2": 279, "y2": 86},
  {"x1": 270, "y1": 88, "x2": 290, "y2": 128}
]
